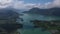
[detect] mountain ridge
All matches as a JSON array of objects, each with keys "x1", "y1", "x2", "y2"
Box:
[{"x1": 23, "y1": 7, "x2": 60, "y2": 16}]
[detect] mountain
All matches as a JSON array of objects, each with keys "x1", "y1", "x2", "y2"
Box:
[
  {"x1": 0, "y1": 8, "x2": 23, "y2": 32},
  {"x1": 0, "y1": 8, "x2": 18, "y2": 19},
  {"x1": 23, "y1": 7, "x2": 60, "y2": 16}
]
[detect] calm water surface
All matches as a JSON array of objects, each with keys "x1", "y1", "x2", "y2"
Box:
[{"x1": 19, "y1": 14, "x2": 60, "y2": 34}]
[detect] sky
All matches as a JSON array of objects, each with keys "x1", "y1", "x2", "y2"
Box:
[
  {"x1": 0, "y1": 0, "x2": 60, "y2": 10},
  {"x1": 20, "y1": 0, "x2": 53, "y2": 3}
]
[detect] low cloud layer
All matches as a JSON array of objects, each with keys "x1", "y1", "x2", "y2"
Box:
[
  {"x1": 43, "y1": 0, "x2": 60, "y2": 9},
  {"x1": 0, "y1": 0, "x2": 13, "y2": 9},
  {"x1": 0, "y1": 0, "x2": 60, "y2": 10},
  {"x1": 13, "y1": 1, "x2": 41, "y2": 10}
]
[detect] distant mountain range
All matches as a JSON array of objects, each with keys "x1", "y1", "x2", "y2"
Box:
[
  {"x1": 23, "y1": 7, "x2": 60, "y2": 16},
  {"x1": 0, "y1": 8, "x2": 19, "y2": 19}
]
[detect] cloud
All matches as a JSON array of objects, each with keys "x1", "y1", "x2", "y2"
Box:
[
  {"x1": 0, "y1": 0, "x2": 41, "y2": 10},
  {"x1": 13, "y1": 0, "x2": 60, "y2": 10},
  {"x1": 13, "y1": 1, "x2": 41, "y2": 10},
  {"x1": 0, "y1": 0, "x2": 13, "y2": 9},
  {"x1": 0, "y1": 0, "x2": 60, "y2": 10},
  {"x1": 40, "y1": 0, "x2": 60, "y2": 9},
  {"x1": 53, "y1": 0, "x2": 60, "y2": 7}
]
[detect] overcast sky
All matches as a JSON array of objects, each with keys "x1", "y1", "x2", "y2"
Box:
[{"x1": 0, "y1": 0, "x2": 60, "y2": 10}]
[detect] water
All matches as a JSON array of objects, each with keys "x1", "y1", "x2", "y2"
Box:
[
  {"x1": 19, "y1": 13, "x2": 60, "y2": 34},
  {"x1": 19, "y1": 28, "x2": 51, "y2": 34}
]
